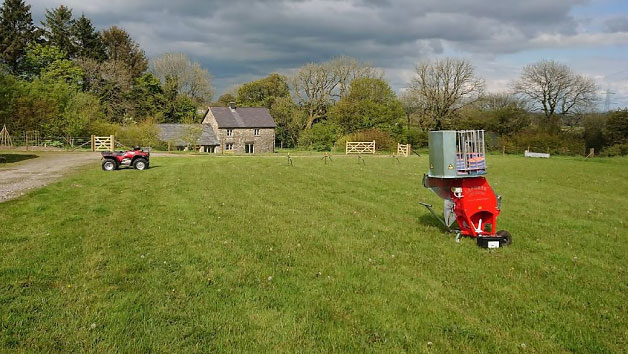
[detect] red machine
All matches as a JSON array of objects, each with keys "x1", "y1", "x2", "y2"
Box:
[
  {"x1": 421, "y1": 130, "x2": 510, "y2": 247},
  {"x1": 101, "y1": 147, "x2": 150, "y2": 171}
]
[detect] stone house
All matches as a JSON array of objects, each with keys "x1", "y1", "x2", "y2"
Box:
[
  {"x1": 158, "y1": 124, "x2": 220, "y2": 152},
  {"x1": 202, "y1": 103, "x2": 276, "y2": 154}
]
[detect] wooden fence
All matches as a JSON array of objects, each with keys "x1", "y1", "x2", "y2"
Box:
[
  {"x1": 346, "y1": 141, "x2": 376, "y2": 154},
  {"x1": 397, "y1": 143, "x2": 411, "y2": 157},
  {"x1": 91, "y1": 135, "x2": 115, "y2": 152}
]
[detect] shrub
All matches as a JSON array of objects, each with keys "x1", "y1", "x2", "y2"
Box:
[
  {"x1": 298, "y1": 122, "x2": 341, "y2": 151},
  {"x1": 335, "y1": 128, "x2": 396, "y2": 151},
  {"x1": 400, "y1": 127, "x2": 428, "y2": 147},
  {"x1": 499, "y1": 130, "x2": 585, "y2": 155},
  {"x1": 601, "y1": 143, "x2": 628, "y2": 157}
]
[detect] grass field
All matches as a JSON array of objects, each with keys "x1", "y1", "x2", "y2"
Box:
[{"x1": 1, "y1": 153, "x2": 626, "y2": 352}]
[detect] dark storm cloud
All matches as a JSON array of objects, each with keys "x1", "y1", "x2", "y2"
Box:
[{"x1": 28, "y1": 0, "x2": 603, "y2": 93}]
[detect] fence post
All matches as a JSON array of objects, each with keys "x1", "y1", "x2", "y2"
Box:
[
  {"x1": 91, "y1": 135, "x2": 95, "y2": 151},
  {"x1": 110, "y1": 135, "x2": 115, "y2": 152},
  {"x1": 372, "y1": 140, "x2": 376, "y2": 154}
]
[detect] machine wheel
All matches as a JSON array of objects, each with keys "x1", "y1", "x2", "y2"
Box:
[
  {"x1": 497, "y1": 230, "x2": 512, "y2": 246},
  {"x1": 102, "y1": 159, "x2": 117, "y2": 171},
  {"x1": 133, "y1": 158, "x2": 148, "y2": 170}
]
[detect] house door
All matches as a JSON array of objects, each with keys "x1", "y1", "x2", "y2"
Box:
[{"x1": 245, "y1": 143, "x2": 254, "y2": 154}]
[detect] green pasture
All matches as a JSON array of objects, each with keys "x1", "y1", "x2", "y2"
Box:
[{"x1": 1, "y1": 154, "x2": 626, "y2": 352}]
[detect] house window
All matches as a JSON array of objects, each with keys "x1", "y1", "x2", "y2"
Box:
[
  {"x1": 226, "y1": 129, "x2": 233, "y2": 137},
  {"x1": 245, "y1": 143, "x2": 254, "y2": 154},
  {"x1": 254, "y1": 129, "x2": 260, "y2": 136},
  {"x1": 225, "y1": 143, "x2": 234, "y2": 151}
]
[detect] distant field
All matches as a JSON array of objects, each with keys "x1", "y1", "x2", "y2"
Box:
[{"x1": 0, "y1": 154, "x2": 626, "y2": 352}]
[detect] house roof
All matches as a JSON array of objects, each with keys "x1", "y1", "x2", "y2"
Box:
[
  {"x1": 209, "y1": 107, "x2": 276, "y2": 128},
  {"x1": 158, "y1": 124, "x2": 219, "y2": 146}
]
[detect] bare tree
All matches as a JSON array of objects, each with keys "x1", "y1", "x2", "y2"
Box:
[
  {"x1": 409, "y1": 58, "x2": 484, "y2": 129},
  {"x1": 513, "y1": 60, "x2": 597, "y2": 126},
  {"x1": 291, "y1": 56, "x2": 378, "y2": 129},
  {"x1": 151, "y1": 53, "x2": 214, "y2": 105}
]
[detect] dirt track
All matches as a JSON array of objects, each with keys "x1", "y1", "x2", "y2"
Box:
[{"x1": 0, "y1": 152, "x2": 99, "y2": 203}]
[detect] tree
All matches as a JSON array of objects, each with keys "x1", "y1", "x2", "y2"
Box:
[
  {"x1": 270, "y1": 96, "x2": 306, "y2": 148},
  {"x1": 0, "y1": 66, "x2": 18, "y2": 127},
  {"x1": 102, "y1": 26, "x2": 147, "y2": 78},
  {"x1": 328, "y1": 56, "x2": 380, "y2": 99},
  {"x1": 0, "y1": 0, "x2": 37, "y2": 73},
  {"x1": 151, "y1": 53, "x2": 214, "y2": 104},
  {"x1": 22, "y1": 43, "x2": 66, "y2": 79},
  {"x1": 72, "y1": 14, "x2": 106, "y2": 61},
  {"x1": 292, "y1": 57, "x2": 378, "y2": 129},
  {"x1": 41, "y1": 5, "x2": 76, "y2": 58},
  {"x1": 513, "y1": 60, "x2": 597, "y2": 129},
  {"x1": 408, "y1": 58, "x2": 484, "y2": 130},
  {"x1": 604, "y1": 109, "x2": 628, "y2": 146},
  {"x1": 215, "y1": 93, "x2": 237, "y2": 107},
  {"x1": 127, "y1": 73, "x2": 166, "y2": 121},
  {"x1": 237, "y1": 73, "x2": 289, "y2": 108},
  {"x1": 329, "y1": 77, "x2": 404, "y2": 135}
]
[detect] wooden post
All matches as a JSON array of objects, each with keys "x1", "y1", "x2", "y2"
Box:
[
  {"x1": 408, "y1": 144, "x2": 411, "y2": 157},
  {"x1": 25, "y1": 132, "x2": 28, "y2": 151},
  {"x1": 345, "y1": 141, "x2": 348, "y2": 155},
  {"x1": 372, "y1": 140, "x2": 376, "y2": 154},
  {"x1": 502, "y1": 145, "x2": 505, "y2": 156},
  {"x1": 110, "y1": 135, "x2": 115, "y2": 151},
  {"x1": 91, "y1": 135, "x2": 95, "y2": 151}
]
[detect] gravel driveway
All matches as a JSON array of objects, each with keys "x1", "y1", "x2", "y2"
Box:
[{"x1": 0, "y1": 152, "x2": 99, "y2": 203}]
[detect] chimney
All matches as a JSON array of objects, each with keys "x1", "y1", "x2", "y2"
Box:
[{"x1": 229, "y1": 102, "x2": 236, "y2": 111}]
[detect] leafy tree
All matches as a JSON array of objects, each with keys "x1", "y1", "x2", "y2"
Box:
[
  {"x1": 0, "y1": 66, "x2": 18, "y2": 127},
  {"x1": 102, "y1": 26, "x2": 147, "y2": 78},
  {"x1": 62, "y1": 92, "x2": 103, "y2": 136},
  {"x1": 72, "y1": 14, "x2": 106, "y2": 61},
  {"x1": 215, "y1": 93, "x2": 236, "y2": 106},
  {"x1": 41, "y1": 5, "x2": 76, "y2": 58},
  {"x1": 270, "y1": 96, "x2": 305, "y2": 148},
  {"x1": 22, "y1": 43, "x2": 66, "y2": 79},
  {"x1": 128, "y1": 73, "x2": 166, "y2": 120},
  {"x1": 151, "y1": 52, "x2": 213, "y2": 104},
  {"x1": 329, "y1": 77, "x2": 405, "y2": 135},
  {"x1": 0, "y1": 0, "x2": 38, "y2": 73},
  {"x1": 162, "y1": 75, "x2": 197, "y2": 123},
  {"x1": 22, "y1": 44, "x2": 83, "y2": 88},
  {"x1": 604, "y1": 109, "x2": 628, "y2": 146},
  {"x1": 237, "y1": 73, "x2": 290, "y2": 108}
]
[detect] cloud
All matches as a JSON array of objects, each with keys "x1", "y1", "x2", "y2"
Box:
[
  {"x1": 26, "y1": 0, "x2": 628, "y2": 107},
  {"x1": 605, "y1": 16, "x2": 628, "y2": 33}
]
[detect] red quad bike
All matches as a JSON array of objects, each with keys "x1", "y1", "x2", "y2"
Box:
[{"x1": 101, "y1": 146, "x2": 150, "y2": 171}]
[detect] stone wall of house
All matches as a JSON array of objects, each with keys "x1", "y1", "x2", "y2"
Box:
[
  {"x1": 215, "y1": 128, "x2": 275, "y2": 154},
  {"x1": 202, "y1": 108, "x2": 275, "y2": 154}
]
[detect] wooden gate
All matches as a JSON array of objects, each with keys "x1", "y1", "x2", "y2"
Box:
[
  {"x1": 397, "y1": 143, "x2": 411, "y2": 157},
  {"x1": 346, "y1": 141, "x2": 376, "y2": 154},
  {"x1": 91, "y1": 135, "x2": 115, "y2": 151}
]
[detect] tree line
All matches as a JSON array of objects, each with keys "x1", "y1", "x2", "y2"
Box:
[{"x1": 1, "y1": 0, "x2": 626, "y2": 155}]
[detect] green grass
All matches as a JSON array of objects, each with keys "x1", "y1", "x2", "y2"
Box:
[{"x1": 1, "y1": 154, "x2": 626, "y2": 353}]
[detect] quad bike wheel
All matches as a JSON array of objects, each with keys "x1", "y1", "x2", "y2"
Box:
[
  {"x1": 133, "y1": 158, "x2": 148, "y2": 170},
  {"x1": 102, "y1": 159, "x2": 117, "y2": 171},
  {"x1": 497, "y1": 230, "x2": 512, "y2": 246}
]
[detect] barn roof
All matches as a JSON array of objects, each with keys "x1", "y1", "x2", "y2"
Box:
[
  {"x1": 209, "y1": 106, "x2": 276, "y2": 128},
  {"x1": 158, "y1": 124, "x2": 219, "y2": 146}
]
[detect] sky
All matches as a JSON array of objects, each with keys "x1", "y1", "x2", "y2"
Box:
[{"x1": 27, "y1": 0, "x2": 628, "y2": 108}]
